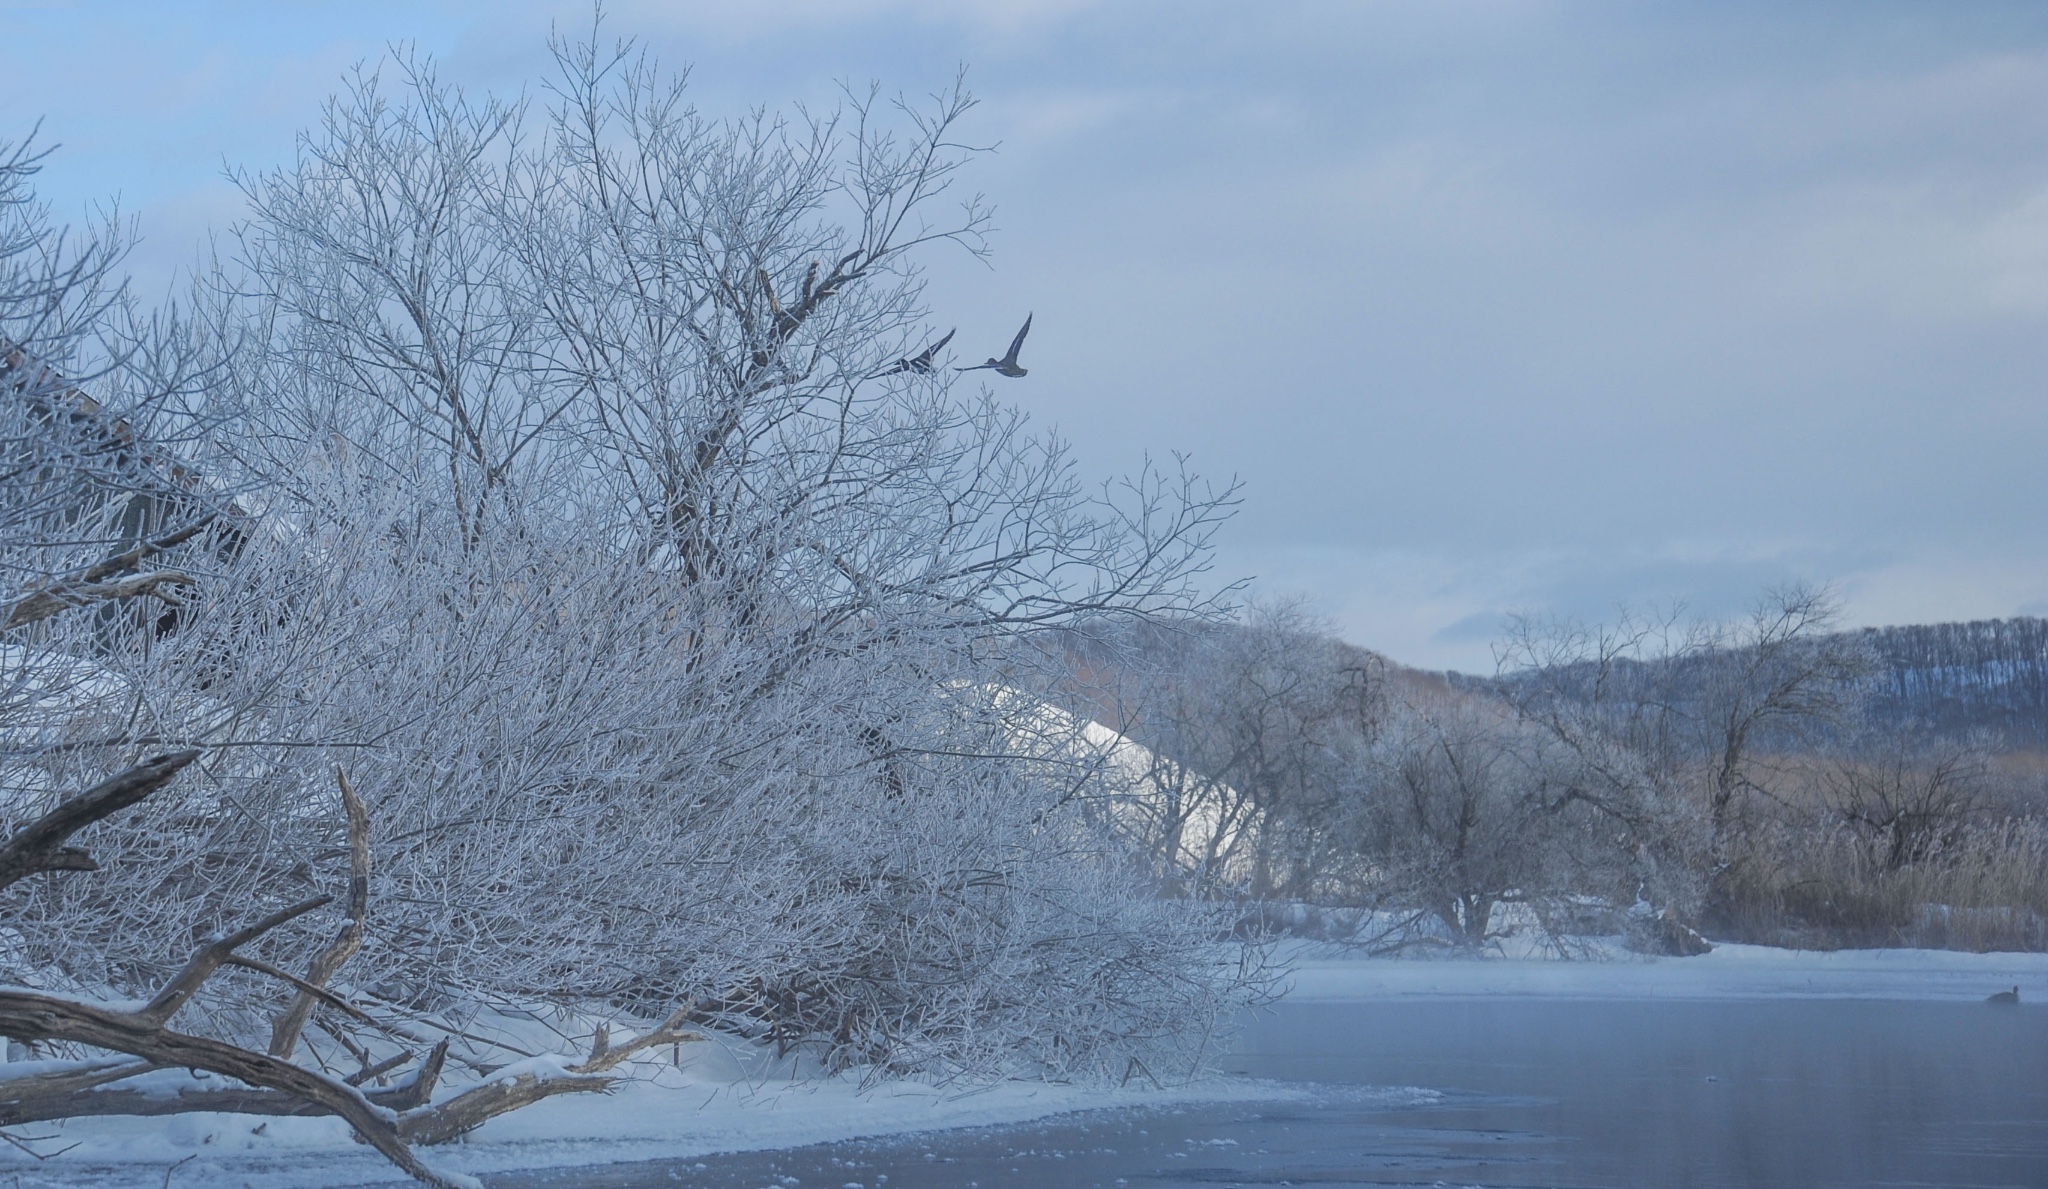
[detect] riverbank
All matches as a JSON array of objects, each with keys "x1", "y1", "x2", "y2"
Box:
[
  {"x1": 7, "y1": 941, "x2": 2044, "y2": 1187},
  {"x1": 0, "y1": 1037, "x2": 1305, "y2": 1189},
  {"x1": 1284, "y1": 938, "x2": 2048, "y2": 1002}
]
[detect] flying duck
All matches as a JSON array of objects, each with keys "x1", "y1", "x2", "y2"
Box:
[
  {"x1": 881, "y1": 328, "x2": 955, "y2": 376},
  {"x1": 959, "y1": 314, "x2": 1032, "y2": 378}
]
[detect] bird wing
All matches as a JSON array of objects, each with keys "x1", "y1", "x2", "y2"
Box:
[
  {"x1": 913, "y1": 328, "x2": 956, "y2": 367},
  {"x1": 885, "y1": 329, "x2": 957, "y2": 375},
  {"x1": 1002, "y1": 314, "x2": 1033, "y2": 364}
]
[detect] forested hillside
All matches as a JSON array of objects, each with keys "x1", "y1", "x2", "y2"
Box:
[
  {"x1": 1855, "y1": 618, "x2": 2048, "y2": 749},
  {"x1": 1065, "y1": 596, "x2": 2048, "y2": 956},
  {"x1": 1454, "y1": 616, "x2": 2048, "y2": 754}
]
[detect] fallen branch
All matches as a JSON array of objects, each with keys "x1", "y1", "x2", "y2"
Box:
[
  {"x1": 0, "y1": 751, "x2": 202, "y2": 891},
  {"x1": 0, "y1": 989, "x2": 473, "y2": 1186}
]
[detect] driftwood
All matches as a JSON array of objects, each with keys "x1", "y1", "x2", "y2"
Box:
[
  {"x1": 0, "y1": 757, "x2": 707, "y2": 1181},
  {"x1": 0, "y1": 758, "x2": 472, "y2": 1187}
]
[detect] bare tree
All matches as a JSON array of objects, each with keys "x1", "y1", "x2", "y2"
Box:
[
  {"x1": 1824, "y1": 743, "x2": 1988, "y2": 874},
  {"x1": 1354, "y1": 695, "x2": 1566, "y2": 948},
  {"x1": 1070, "y1": 601, "x2": 1380, "y2": 900},
  {"x1": 0, "y1": 24, "x2": 1270, "y2": 1182},
  {"x1": 1494, "y1": 584, "x2": 1870, "y2": 937}
]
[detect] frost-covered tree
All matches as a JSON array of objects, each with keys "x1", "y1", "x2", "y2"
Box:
[
  {"x1": 1052, "y1": 602, "x2": 1381, "y2": 901},
  {"x1": 1495, "y1": 586, "x2": 1868, "y2": 934},
  {"x1": 0, "y1": 27, "x2": 1269, "y2": 1183}
]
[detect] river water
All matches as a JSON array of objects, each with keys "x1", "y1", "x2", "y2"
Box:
[{"x1": 505, "y1": 997, "x2": 2048, "y2": 1188}]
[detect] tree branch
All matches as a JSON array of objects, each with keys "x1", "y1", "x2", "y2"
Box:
[
  {"x1": 0, "y1": 750, "x2": 202, "y2": 891},
  {"x1": 3, "y1": 520, "x2": 213, "y2": 631},
  {"x1": 270, "y1": 767, "x2": 372, "y2": 1058}
]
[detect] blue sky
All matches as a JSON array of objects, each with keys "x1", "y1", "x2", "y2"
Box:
[{"x1": 10, "y1": 1, "x2": 2048, "y2": 671}]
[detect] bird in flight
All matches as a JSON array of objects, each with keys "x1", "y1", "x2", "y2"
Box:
[
  {"x1": 880, "y1": 328, "x2": 956, "y2": 375},
  {"x1": 959, "y1": 314, "x2": 1032, "y2": 378}
]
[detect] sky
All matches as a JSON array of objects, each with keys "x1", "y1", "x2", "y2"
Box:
[{"x1": 7, "y1": 0, "x2": 2048, "y2": 672}]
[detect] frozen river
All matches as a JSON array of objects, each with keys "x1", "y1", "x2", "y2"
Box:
[{"x1": 503, "y1": 996, "x2": 2048, "y2": 1189}]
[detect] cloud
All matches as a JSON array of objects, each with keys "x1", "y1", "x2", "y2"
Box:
[
  {"x1": 601, "y1": 0, "x2": 1109, "y2": 43},
  {"x1": 15, "y1": 1, "x2": 2048, "y2": 670}
]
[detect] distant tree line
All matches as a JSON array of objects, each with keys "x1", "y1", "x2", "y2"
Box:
[
  {"x1": 1852, "y1": 618, "x2": 2048, "y2": 748},
  {"x1": 1073, "y1": 591, "x2": 2048, "y2": 957}
]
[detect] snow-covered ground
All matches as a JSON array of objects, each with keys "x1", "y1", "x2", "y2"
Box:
[
  {"x1": 7, "y1": 941, "x2": 2045, "y2": 1187},
  {"x1": 0, "y1": 1033, "x2": 1311, "y2": 1189},
  {"x1": 1284, "y1": 938, "x2": 2048, "y2": 1003}
]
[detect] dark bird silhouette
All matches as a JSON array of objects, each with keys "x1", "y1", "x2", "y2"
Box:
[
  {"x1": 881, "y1": 328, "x2": 955, "y2": 376},
  {"x1": 1988, "y1": 985, "x2": 2020, "y2": 1005},
  {"x1": 959, "y1": 314, "x2": 1032, "y2": 378}
]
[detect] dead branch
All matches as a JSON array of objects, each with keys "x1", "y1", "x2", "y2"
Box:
[
  {"x1": 139, "y1": 895, "x2": 333, "y2": 1026},
  {"x1": 3, "y1": 570, "x2": 195, "y2": 632},
  {"x1": 2, "y1": 519, "x2": 216, "y2": 632},
  {"x1": 0, "y1": 990, "x2": 470, "y2": 1187},
  {"x1": 227, "y1": 954, "x2": 380, "y2": 1028},
  {"x1": 346, "y1": 1049, "x2": 414, "y2": 1087},
  {"x1": 379, "y1": 1039, "x2": 449, "y2": 1111},
  {"x1": 0, "y1": 750, "x2": 202, "y2": 891},
  {"x1": 0, "y1": 1057, "x2": 442, "y2": 1127},
  {"x1": 0, "y1": 1081, "x2": 327, "y2": 1127},
  {"x1": 371, "y1": 1007, "x2": 706, "y2": 1147},
  {"x1": 395, "y1": 1063, "x2": 614, "y2": 1147},
  {"x1": 0, "y1": 1040, "x2": 443, "y2": 1129},
  {"x1": 569, "y1": 1004, "x2": 703, "y2": 1075},
  {"x1": 270, "y1": 767, "x2": 371, "y2": 1058},
  {"x1": 0, "y1": 1056, "x2": 152, "y2": 1102}
]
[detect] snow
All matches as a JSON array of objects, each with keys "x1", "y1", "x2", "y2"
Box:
[
  {"x1": 1281, "y1": 938, "x2": 2048, "y2": 1003},
  {"x1": 0, "y1": 1030, "x2": 1309, "y2": 1188},
  {"x1": 6, "y1": 941, "x2": 2045, "y2": 1186}
]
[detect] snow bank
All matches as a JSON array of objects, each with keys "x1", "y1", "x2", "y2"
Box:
[
  {"x1": 1281, "y1": 938, "x2": 2048, "y2": 1003},
  {"x1": 0, "y1": 1032, "x2": 1309, "y2": 1188},
  {"x1": 12, "y1": 940, "x2": 2045, "y2": 1185}
]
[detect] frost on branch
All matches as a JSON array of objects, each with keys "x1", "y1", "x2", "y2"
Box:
[{"x1": 0, "y1": 21, "x2": 1268, "y2": 1183}]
